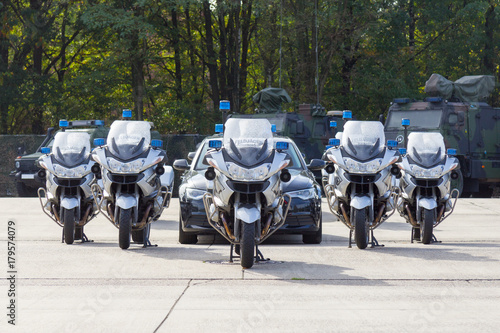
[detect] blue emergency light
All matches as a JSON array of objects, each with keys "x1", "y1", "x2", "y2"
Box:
[
  {"x1": 343, "y1": 110, "x2": 352, "y2": 119},
  {"x1": 59, "y1": 120, "x2": 69, "y2": 128},
  {"x1": 328, "y1": 138, "x2": 340, "y2": 146},
  {"x1": 401, "y1": 118, "x2": 410, "y2": 126},
  {"x1": 151, "y1": 140, "x2": 163, "y2": 148},
  {"x1": 209, "y1": 140, "x2": 222, "y2": 149},
  {"x1": 219, "y1": 100, "x2": 230, "y2": 110},
  {"x1": 276, "y1": 142, "x2": 289, "y2": 150},
  {"x1": 325, "y1": 145, "x2": 333, "y2": 150},
  {"x1": 215, "y1": 124, "x2": 223, "y2": 133},
  {"x1": 330, "y1": 121, "x2": 337, "y2": 128},
  {"x1": 399, "y1": 148, "x2": 407, "y2": 155},
  {"x1": 41, "y1": 147, "x2": 51, "y2": 154},
  {"x1": 447, "y1": 149, "x2": 457, "y2": 156},
  {"x1": 122, "y1": 109, "x2": 132, "y2": 119},
  {"x1": 271, "y1": 124, "x2": 276, "y2": 133},
  {"x1": 387, "y1": 140, "x2": 398, "y2": 148},
  {"x1": 94, "y1": 138, "x2": 105, "y2": 146},
  {"x1": 426, "y1": 97, "x2": 442, "y2": 103},
  {"x1": 394, "y1": 98, "x2": 410, "y2": 104},
  {"x1": 95, "y1": 120, "x2": 105, "y2": 126}
]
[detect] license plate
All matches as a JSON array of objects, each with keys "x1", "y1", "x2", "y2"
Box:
[{"x1": 21, "y1": 174, "x2": 35, "y2": 179}]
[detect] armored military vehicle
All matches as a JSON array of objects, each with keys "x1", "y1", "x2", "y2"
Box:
[
  {"x1": 230, "y1": 87, "x2": 345, "y2": 163},
  {"x1": 384, "y1": 74, "x2": 500, "y2": 197},
  {"x1": 10, "y1": 120, "x2": 109, "y2": 196}
]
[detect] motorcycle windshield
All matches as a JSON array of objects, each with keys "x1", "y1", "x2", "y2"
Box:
[
  {"x1": 52, "y1": 132, "x2": 91, "y2": 167},
  {"x1": 341, "y1": 121, "x2": 385, "y2": 161},
  {"x1": 223, "y1": 118, "x2": 273, "y2": 166},
  {"x1": 107, "y1": 120, "x2": 151, "y2": 160},
  {"x1": 407, "y1": 132, "x2": 445, "y2": 167}
]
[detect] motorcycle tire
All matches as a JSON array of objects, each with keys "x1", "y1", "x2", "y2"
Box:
[
  {"x1": 240, "y1": 222, "x2": 255, "y2": 269},
  {"x1": 63, "y1": 207, "x2": 76, "y2": 245},
  {"x1": 118, "y1": 208, "x2": 132, "y2": 249},
  {"x1": 353, "y1": 208, "x2": 369, "y2": 249},
  {"x1": 421, "y1": 208, "x2": 434, "y2": 245}
]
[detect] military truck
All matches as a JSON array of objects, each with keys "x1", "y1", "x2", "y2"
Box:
[
  {"x1": 384, "y1": 74, "x2": 500, "y2": 197},
  {"x1": 229, "y1": 87, "x2": 346, "y2": 163},
  {"x1": 10, "y1": 120, "x2": 109, "y2": 197}
]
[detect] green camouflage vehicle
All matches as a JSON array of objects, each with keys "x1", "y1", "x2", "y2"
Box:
[
  {"x1": 230, "y1": 87, "x2": 346, "y2": 163},
  {"x1": 384, "y1": 74, "x2": 500, "y2": 197},
  {"x1": 10, "y1": 120, "x2": 109, "y2": 197}
]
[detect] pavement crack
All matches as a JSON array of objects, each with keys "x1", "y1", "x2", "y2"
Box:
[{"x1": 153, "y1": 279, "x2": 192, "y2": 332}]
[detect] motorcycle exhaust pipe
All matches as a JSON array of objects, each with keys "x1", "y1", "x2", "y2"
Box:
[
  {"x1": 404, "y1": 204, "x2": 418, "y2": 227},
  {"x1": 261, "y1": 213, "x2": 273, "y2": 238},
  {"x1": 136, "y1": 203, "x2": 153, "y2": 229},
  {"x1": 373, "y1": 203, "x2": 386, "y2": 225},
  {"x1": 436, "y1": 204, "x2": 445, "y2": 222},
  {"x1": 107, "y1": 202, "x2": 115, "y2": 222},
  {"x1": 52, "y1": 203, "x2": 61, "y2": 222},
  {"x1": 220, "y1": 213, "x2": 235, "y2": 240},
  {"x1": 340, "y1": 202, "x2": 351, "y2": 227},
  {"x1": 78, "y1": 204, "x2": 92, "y2": 226}
]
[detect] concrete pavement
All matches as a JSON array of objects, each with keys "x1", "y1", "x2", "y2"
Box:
[{"x1": 0, "y1": 198, "x2": 499, "y2": 332}]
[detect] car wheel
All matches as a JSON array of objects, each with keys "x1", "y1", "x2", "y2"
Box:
[
  {"x1": 178, "y1": 213, "x2": 197, "y2": 244},
  {"x1": 303, "y1": 213, "x2": 322, "y2": 244}
]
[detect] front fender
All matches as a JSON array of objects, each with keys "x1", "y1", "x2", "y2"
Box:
[
  {"x1": 418, "y1": 197, "x2": 438, "y2": 210},
  {"x1": 116, "y1": 194, "x2": 137, "y2": 210},
  {"x1": 350, "y1": 195, "x2": 372, "y2": 210},
  {"x1": 236, "y1": 205, "x2": 260, "y2": 224},
  {"x1": 61, "y1": 196, "x2": 79, "y2": 210}
]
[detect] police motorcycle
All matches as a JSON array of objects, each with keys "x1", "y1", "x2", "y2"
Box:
[
  {"x1": 323, "y1": 119, "x2": 400, "y2": 249},
  {"x1": 90, "y1": 110, "x2": 174, "y2": 249},
  {"x1": 202, "y1": 118, "x2": 292, "y2": 268},
  {"x1": 37, "y1": 120, "x2": 99, "y2": 244},
  {"x1": 395, "y1": 119, "x2": 459, "y2": 244}
]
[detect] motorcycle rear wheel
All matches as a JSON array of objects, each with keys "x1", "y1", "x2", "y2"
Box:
[
  {"x1": 353, "y1": 208, "x2": 368, "y2": 249},
  {"x1": 118, "y1": 208, "x2": 132, "y2": 249},
  {"x1": 63, "y1": 207, "x2": 76, "y2": 245},
  {"x1": 240, "y1": 222, "x2": 255, "y2": 269},
  {"x1": 421, "y1": 208, "x2": 434, "y2": 244}
]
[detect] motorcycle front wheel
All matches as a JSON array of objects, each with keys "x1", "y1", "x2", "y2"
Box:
[
  {"x1": 421, "y1": 208, "x2": 435, "y2": 244},
  {"x1": 240, "y1": 222, "x2": 255, "y2": 269},
  {"x1": 353, "y1": 208, "x2": 369, "y2": 249},
  {"x1": 62, "y1": 207, "x2": 76, "y2": 245},
  {"x1": 118, "y1": 208, "x2": 132, "y2": 249}
]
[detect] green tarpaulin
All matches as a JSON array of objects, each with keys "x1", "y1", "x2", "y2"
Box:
[
  {"x1": 252, "y1": 88, "x2": 292, "y2": 113},
  {"x1": 425, "y1": 74, "x2": 496, "y2": 102}
]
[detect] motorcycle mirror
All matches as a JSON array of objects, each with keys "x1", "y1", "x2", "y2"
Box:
[
  {"x1": 280, "y1": 169, "x2": 291, "y2": 183},
  {"x1": 390, "y1": 165, "x2": 401, "y2": 177},
  {"x1": 450, "y1": 171, "x2": 459, "y2": 180},
  {"x1": 37, "y1": 169, "x2": 46, "y2": 179},
  {"x1": 308, "y1": 159, "x2": 326, "y2": 171},
  {"x1": 325, "y1": 163, "x2": 335, "y2": 174},
  {"x1": 205, "y1": 167, "x2": 216, "y2": 181}
]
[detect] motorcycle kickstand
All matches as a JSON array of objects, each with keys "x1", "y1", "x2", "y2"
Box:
[
  {"x1": 255, "y1": 244, "x2": 270, "y2": 263},
  {"x1": 370, "y1": 230, "x2": 384, "y2": 248},
  {"x1": 229, "y1": 244, "x2": 239, "y2": 263},
  {"x1": 80, "y1": 231, "x2": 94, "y2": 243},
  {"x1": 348, "y1": 230, "x2": 353, "y2": 248},
  {"x1": 431, "y1": 234, "x2": 442, "y2": 244},
  {"x1": 142, "y1": 231, "x2": 158, "y2": 248}
]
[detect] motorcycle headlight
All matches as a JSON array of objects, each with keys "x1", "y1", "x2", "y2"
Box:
[
  {"x1": 287, "y1": 188, "x2": 317, "y2": 201},
  {"x1": 226, "y1": 162, "x2": 271, "y2": 181},
  {"x1": 343, "y1": 158, "x2": 382, "y2": 173},
  {"x1": 185, "y1": 188, "x2": 206, "y2": 201},
  {"x1": 107, "y1": 158, "x2": 145, "y2": 173},
  {"x1": 410, "y1": 164, "x2": 445, "y2": 179},
  {"x1": 53, "y1": 164, "x2": 90, "y2": 178}
]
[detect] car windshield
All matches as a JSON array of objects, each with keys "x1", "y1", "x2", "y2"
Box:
[
  {"x1": 407, "y1": 132, "x2": 445, "y2": 167},
  {"x1": 385, "y1": 110, "x2": 442, "y2": 129},
  {"x1": 107, "y1": 120, "x2": 151, "y2": 160},
  {"x1": 279, "y1": 140, "x2": 304, "y2": 170},
  {"x1": 341, "y1": 121, "x2": 385, "y2": 161},
  {"x1": 52, "y1": 132, "x2": 91, "y2": 167},
  {"x1": 223, "y1": 118, "x2": 273, "y2": 166},
  {"x1": 194, "y1": 140, "x2": 213, "y2": 170}
]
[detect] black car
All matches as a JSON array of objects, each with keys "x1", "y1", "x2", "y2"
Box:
[{"x1": 173, "y1": 136, "x2": 324, "y2": 244}]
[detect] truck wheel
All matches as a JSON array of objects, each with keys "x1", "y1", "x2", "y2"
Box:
[
  {"x1": 62, "y1": 208, "x2": 76, "y2": 245},
  {"x1": 240, "y1": 222, "x2": 255, "y2": 269},
  {"x1": 353, "y1": 208, "x2": 368, "y2": 249},
  {"x1": 178, "y1": 213, "x2": 197, "y2": 244},
  {"x1": 421, "y1": 208, "x2": 435, "y2": 244},
  {"x1": 303, "y1": 214, "x2": 322, "y2": 244},
  {"x1": 118, "y1": 208, "x2": 132, "y2": 249}
]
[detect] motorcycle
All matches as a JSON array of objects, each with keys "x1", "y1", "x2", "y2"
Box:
[
  {"x1": 90, "y1": 111, "x2": 174, "y2": 249},
  {"x1": 37, "y1": 121, "x2": 98, "y2": 244},
  {"x1": 323, "y1": 120, "x2": 399, "y2": 249},
  {"x1": 395, "y1": 122, "x2": 459, "y2": 244},
  {"x1": 202, "y1": 118, "x2": 292, "y2": 268}
]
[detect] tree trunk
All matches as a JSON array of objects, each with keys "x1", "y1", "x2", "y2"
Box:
[
  {"x1": 0, "y1": 5, "x2": 9, "y2": 134},
  {"x1": 172, "y1": 6, "x2": 182, "y2": 101},
  {"x1": 203, "y1": 0, "x2": 219, "y2": 111}
]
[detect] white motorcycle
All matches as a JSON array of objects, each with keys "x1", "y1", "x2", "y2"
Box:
[
  {"x1": 396, "y1": 127, "x2": 459, "y2": 244},
  {"x1": 323, "y1": 120, "x2": 400, "y2": 249},
  {"x1": 37, "y1": 123, "x2": 98, "y2": 244},
  {"x1": 202, "y1": 118, "x2": 292, "y2": 268},
  {"x1": 90, "y1": 112, "x2": 174, "y2": 249}
]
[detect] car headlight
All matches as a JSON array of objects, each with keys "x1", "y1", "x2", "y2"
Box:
[
  {"x1": 185, "y1": 188, "x2": 206, "y2": 201},
  {"x1": 226, "y1": 162, "x2": 271, "y2": 181},
  {"x1": 287, "y1": 188, "x2": 317, "y2": 201},
  {"x1": 53, "y1": 164, "x2": 90, "y2": 178},
  {"x1": 343, "y1": 158, "x2": 382, "y2": 173},
  {"x1": 107, "y1": 157, "x2": 145, "y2": 173},
  {"x1": 410, "y1": 164, "x2": 445, "y2": 179}
]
